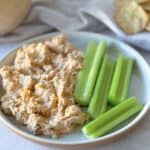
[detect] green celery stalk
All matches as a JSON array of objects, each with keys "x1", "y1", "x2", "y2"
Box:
[
  {"x1": 82, "y1": 97, "x2": 142, "y2": 138},
  {"x1": 74, "y1": 41, "x2": 97, "y2": 105},
  {"x1": 89, "y1": 105, "x2": 142, "y2": 138},
  {"x1": 82, "y1": 40, "x2": 106, "y2": 102},
  {"x1": 88, "y1": 55, "x2": 115, "y2": 118},
  {"x1": 108, "y1": 55, "x2": 133, "y2": 105}
]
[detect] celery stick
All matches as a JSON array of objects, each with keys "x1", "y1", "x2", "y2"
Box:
[
  {"x1": 74, "y1": 70, "x2": 83, "y2": 101},
  {"x1": 89, "y1": 105, "x2": 142, "y2": 138},
  {"x1": 74, "y1": 41, "x2": 97, "y2": 105},
  {"x1": 82, "y1": 97, "x2": 142, "y2": 137},
  {"x1": 121, "y1": 59, "x2": 133, "y2": 100},
  {"x1": 88, "y1": 55, "x2": 115, "y2": 118},
  {"x1": 82, "y1": 40, "x2": 106, "y2": 102},
  {"x1": 108, "y1": 55, "x2": 133, "y2": 105},
  {"x1": 83, "y1": 97, "x2": 137, "y2": 134}
]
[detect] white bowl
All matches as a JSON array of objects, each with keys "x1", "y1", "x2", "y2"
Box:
[{"x1": 0, "y1": 32, "x2": 150, "y2": 146}]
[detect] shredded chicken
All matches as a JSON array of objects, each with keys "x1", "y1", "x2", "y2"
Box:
[{"x1": 0, "y1": 35, "x2": 88, "y2": 138}]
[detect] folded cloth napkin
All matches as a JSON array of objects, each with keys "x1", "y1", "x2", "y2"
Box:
[{"x1": 0, "y1": 0, "x2": 150, "y2": 50}]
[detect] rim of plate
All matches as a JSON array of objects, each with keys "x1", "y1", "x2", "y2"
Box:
[{"x1": 0, "y1": 31, "x2": 150, "y2": 146}]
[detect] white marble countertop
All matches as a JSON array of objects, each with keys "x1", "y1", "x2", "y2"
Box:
[{"x1": 0, "y1": 40, "x2": 150, "y2": 150}]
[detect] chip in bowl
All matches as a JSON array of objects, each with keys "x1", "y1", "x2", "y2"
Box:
[{"x1": 114, "y1": 0, "x2": 149, "y2": 34}]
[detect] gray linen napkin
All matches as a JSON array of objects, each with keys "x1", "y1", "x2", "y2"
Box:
[{"x1": 0, "y1": 0, "x2": 150, "y2": 50}]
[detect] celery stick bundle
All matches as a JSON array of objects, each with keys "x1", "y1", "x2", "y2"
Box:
[
  {"x1": 74, "y1": 40, "x2": 106, "y2": 106},
  {"x1": 82, "y1": 97, "x2": 142, "y2": 138},
  {"x1": 74, "y1": 40, "x2": 142, "y2": 139}
]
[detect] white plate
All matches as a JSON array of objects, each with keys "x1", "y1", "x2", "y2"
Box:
[{"x1": 0, "y1": 32, "x2": 150, "y2": 146}]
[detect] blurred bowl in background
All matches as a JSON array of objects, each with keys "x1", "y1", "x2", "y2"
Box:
[{"x1": 0, "y1": 0, "x2": 31, "y2": 35}]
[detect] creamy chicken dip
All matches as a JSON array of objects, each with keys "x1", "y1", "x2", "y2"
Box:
[{"x1": 0, "y1": 35, "x2": 88, "y2": 138}]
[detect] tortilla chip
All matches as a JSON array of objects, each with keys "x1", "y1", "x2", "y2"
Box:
[
  {"x1": 114, "y1": 1, "x2": 149, "y2": 34},
  {"x1": 134, "y1": 0, "x2": 150, "y2": 3},
  {"x1": 115, "y1": 0, "x2": 150, "y2": 7},
  {"x1": 140, "y1": 2, "x2": 150, "y2": 11},
  {"x1": 115, "y1": 0, "x2": 125, "y2": 8},
  {"x1": 145, "y1": 13, "x2": 150, "y2": 31},
  {"x1": 145, "y1": 21, "x2": 150, "y2": 31}
]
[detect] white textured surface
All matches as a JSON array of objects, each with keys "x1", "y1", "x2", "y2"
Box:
[{"x1": 0, "y1": 36, "x2": 150, "y2": 150}]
